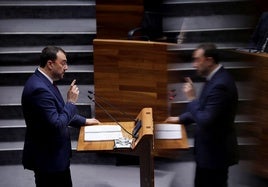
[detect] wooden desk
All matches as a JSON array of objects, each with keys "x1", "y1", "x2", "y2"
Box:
[{"x1": 77, "y1": 108, "x2": 189, "y2": 187}]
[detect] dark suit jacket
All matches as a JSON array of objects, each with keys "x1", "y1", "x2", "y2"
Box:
[
  {"x1": 179, "y1": 66, "x2": 239, "y2": 169},
  {"x1": 21, "y1": 69, "x2": 86, "y2": 172}
]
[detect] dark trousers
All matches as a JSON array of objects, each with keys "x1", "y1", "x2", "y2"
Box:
[
  {"x1": 194, "y1": 166, "x2": 229, "y2": 187},
  {"x1": 34, "y1": 168, "x2": 72, "y2": 187}
]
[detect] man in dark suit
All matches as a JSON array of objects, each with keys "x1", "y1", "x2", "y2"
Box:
[
  {"x1": 165, "y1": 43, "x2": 239, "y2": 187},
  {"x1": 21, "y1": 46, "x2": 100, "y2": 187}
]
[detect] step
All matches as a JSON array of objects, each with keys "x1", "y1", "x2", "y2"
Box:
[
  {"x1": 0, "y1": 19, "x2": 96, "y2": 34},
  {"x1": 0, "y1": 140, "x2": 79, "y2": 151},
  {"x1": 0, "y1": 104, "x2": 93, "y2": 119},
  {"x1": 163, "y1": 0, "x2": 252, "y2": 4},
  {"x1": 0, "y1": 45, "x2": 94, "y2": 66},
  {"x1": 0, "y1": 123, "x2": 80, "y2": 142},
  {"x1": 167, "y1": 42, "x2": 249, "y2": 51},
  {"x1": 0, "y1": 85, "x2": 94, "y2": 105},
  {"x1": 0, "y1": 65, "x2": 94, "y2": 85},
  {"x1": 167, "y1": 81, "x2": 255, "y2": 102},
  {"x1": 163, "y1": 15, "x2": 256, "y2": 33},
  {"x1": 167, "y1": 61, "x2": 254, "y2": 71},
  {"x1": 0, "y1": 137, "x2": 257, "y2": 152},
  {"x1": 0, "y1": 45, "x2": 93, "y2": 54},
  {"x1": 0, "y1": 1, "x2": 96, "y2": 19},
  {"x1": 163, "y1": 0, "x2": 256, "y2": 17},
  {"x1": 170, "y1": 99, "x2": 254, "y2": 118},
  {"x1": 0, "y1": 33, "x2": 96, "y2": 47}
]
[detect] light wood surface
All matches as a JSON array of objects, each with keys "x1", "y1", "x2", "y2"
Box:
[
  {"x1": 77, "y1": 108, "x2": 154, "y2": 152},
  {"x1": 154, "y1": 125, "x2": 189, "y2": 150}
]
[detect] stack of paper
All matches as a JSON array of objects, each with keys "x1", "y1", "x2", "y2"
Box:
[
  {"x1": 154, "y1": 124, "x2": 182, "y2": 139},
  {"x1": 84, "y1": 125, "x2": 123, "y2": 141}
]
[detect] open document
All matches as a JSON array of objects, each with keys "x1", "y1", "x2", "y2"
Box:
[
  {"x1": 154, "y1": 124, "x2": 182, "y2": 139},
  {"x1": 84, "y1": 125, "x2": 123, "y2": 141}
]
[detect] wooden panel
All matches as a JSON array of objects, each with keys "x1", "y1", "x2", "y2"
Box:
[
  {"x1": 77, "y1": 108, "x2": 153, "y2": 151},
  {"x1": 229, "y1": 51, "x2": 268, "y2": 179},
  {"x1": 96, "y1": 0, "x2": 144, "y2": 39},
  {"x1": 93, "y1": 39, "x2": 176, "y2": 123}
]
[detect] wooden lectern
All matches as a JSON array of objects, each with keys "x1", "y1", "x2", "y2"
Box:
[
  {"x1": 93, "y1": 39, "x2": 177, "y2": 123},
  {"x1": 77, "y1": 108, "x2": 189, "y2": 187}
]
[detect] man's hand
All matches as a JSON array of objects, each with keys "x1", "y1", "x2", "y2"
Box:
[
  {"x1": 85, "y1": 118, "x2": 101, "y2": 125},
  {"x1": 183, "y1": 77, "x2": 196, "y2": 101},
  {"x1": 67, "y1": 79, "x2": 79, "y2": 104},
  {"x1": 164, "y1": 116, "x2": 180, "y2": 123}
]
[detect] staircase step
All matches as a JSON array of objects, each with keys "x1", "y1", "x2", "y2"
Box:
[
  {"x1": 0, "y1": 45, "x2": 93, "y2": 66},
  {"x1": 0, "y1": 45, "x2": 93, "y2": 54},
  {"x1": 163, "y1": 0, "x2": 256, "y2": 17},
  {"x1": 0, "y1": 104, "x2": 93, "y2": 119},
  {"x1": 163, "y1": 15, "x2": 255, "y2": 33},
  {"x1": 168, "y1": 42, "x2": 249, "y2": 51},
  {"x1": 0, "y1": 33, "x2": 96, "y2": 47},
  {"x1": 0, "y1": 85, "x2": 94, "y2": 105},
  {"x1": 0, "y1": 123, "x2": 80, "y2": 142},
  {"x1": 168, "y1": 82, "x2": 254, "y2": 102},
  {"x1": 0, "y1": 65, "x2": 94, "y2": 85},
  {"x1": 163, "y1": 0, "x2": 251, "y2": 4},
  {"x1": 0, "y1": 141, "x2": 78, "y2": 151},
  {"x1": 0, "y1": 0, "x2": 96, "y2": 19},
  {"x1": 0, "y1": 19, "x2": 96, "y2": 34}
]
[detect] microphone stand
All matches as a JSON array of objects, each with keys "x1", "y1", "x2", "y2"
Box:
[
  {"x1": 88, "y1": 95, "x2": 133, "y2": 137},
  {"x1": 88, "y1": 91, "x2": 137, "y2": 123}
]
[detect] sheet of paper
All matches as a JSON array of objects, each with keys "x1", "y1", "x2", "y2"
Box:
[
  {"x1": 155, "y1": 124, "x2": 181, "y2": 131},
  {"x1": 84, "y1": 125, "x2": 123, "y2": 141},
  {"x1": 85, "y1": 132, "x2": 123, "y2": 141},
  {"x1": 154, "y1": 124, "x2": 182, "y2": 140},
  {"x1": 84, "y1": 125, "x2": 121, "y2": 133}
]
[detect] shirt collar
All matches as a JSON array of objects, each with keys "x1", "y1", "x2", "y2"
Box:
[
  {"x1": 206, "y1": 64, "x2": 222, "y2": 81},
  {"x1": 38, "y1": 67, "x2": 53, "y2": 84}
]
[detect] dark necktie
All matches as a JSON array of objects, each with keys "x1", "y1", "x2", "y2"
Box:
[
  {"x1": 53, "y1": 82, "x2": 60, "y2": 94},
  {"x1": 199, "y1": 80, "x2": 209, "y2": 99}
]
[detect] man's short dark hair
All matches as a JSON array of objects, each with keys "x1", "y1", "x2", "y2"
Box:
[
  {"x1": 196, "y1": 43, "x2": 219, "y2": 64},
  {"x1": 40, "y1": 46, "x2": 66, "y2": 67}
]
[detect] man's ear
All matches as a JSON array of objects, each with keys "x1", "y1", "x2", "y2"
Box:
[
  {"x1": 206, "y1": 57, "x2": 215, "y2": 66},
  {"x1": 47, "y1": 60, "x2": 54, "y2": 70}
]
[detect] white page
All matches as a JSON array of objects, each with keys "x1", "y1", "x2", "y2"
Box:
[
  {"x1": 84, "y1": 125, "x2": 121, "y2": 133},
  {"x1": 155, "y1": 131, "x2": 182, "y2": 139},
  {"x1": 155, "y1": 124, "x2": 181, "y2": 131},
  {"x1": 84, "y1": 132, "x2": 123, "y2": 141},
  {"x1": 155, "y1": 124, "x2": 182, "y2": 140}
]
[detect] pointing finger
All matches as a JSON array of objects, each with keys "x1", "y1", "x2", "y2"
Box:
[
  {"x1": 185, "y1": 77, "x2": 193, "y2": 85},
  {"x1": 71, "y1": 79, "x2": 76, "y2": 87}
]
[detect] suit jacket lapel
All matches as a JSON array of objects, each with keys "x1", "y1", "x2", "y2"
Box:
[{"x1": 34, "y1": 69, "x2": 65, "y2": 105}]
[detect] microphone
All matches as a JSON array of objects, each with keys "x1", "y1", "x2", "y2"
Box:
[
  {"x1": 88, "y1": 90, "x2": 137, "y2": 123},
  {"x1": 87, "y1": 95, "x2": 133, "y2": 137}
]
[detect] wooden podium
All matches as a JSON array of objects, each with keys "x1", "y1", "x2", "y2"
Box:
[
  {"x1": 77, "y1": 108, "x2": 189, "y2": 187},
  {"x1": 93, "y1": 39, "x2": 177, "y2": 123}
]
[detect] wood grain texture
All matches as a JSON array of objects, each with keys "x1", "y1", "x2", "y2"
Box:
[
  {"x1": 229, "y1": 51, "x2": 268, "y2": 179},
  {"x1": 93, "y1": 39, "x2": 176, "y2": 123},
  {"x1": 96, "y1": 0, "x2": 144, "y2": 39}
]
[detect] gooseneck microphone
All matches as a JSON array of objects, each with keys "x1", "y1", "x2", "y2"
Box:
[
  {"x1": 87, "y1": 95, "x2": 133, "y2": 137},
  {"x1": 88, "y1": 90, "x2": 137, "y2": 123}
]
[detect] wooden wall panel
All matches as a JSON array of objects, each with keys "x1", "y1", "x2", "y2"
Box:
[
  {"x1": 229, "y1": 51, "x2": 268, "y2": 179},
  {"x1": 93, "y1": 39, "x2": 175, "y2": 123},
  {"x1": 96, "y1": 0, "x2": 144, "y2": 39}
]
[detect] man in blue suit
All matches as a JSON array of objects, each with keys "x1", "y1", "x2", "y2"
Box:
[
  {"x1": 165, "y1": 43, "x2": 239, "y2": 187},
  {"x1": 21, "y1": 46, "x2": 100, "y2": 187}
]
